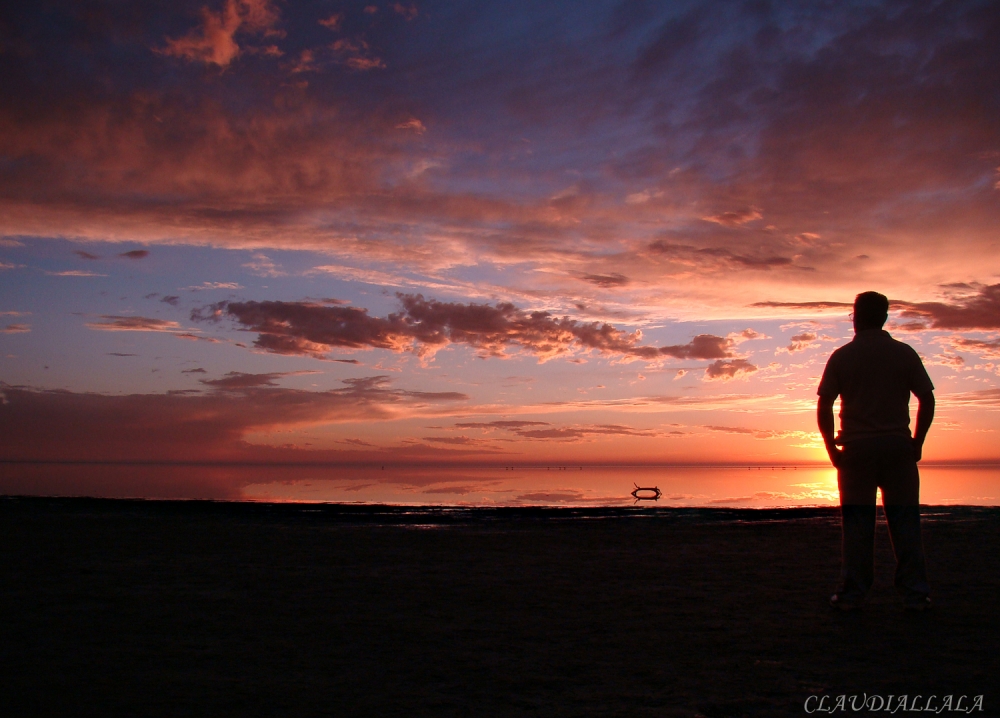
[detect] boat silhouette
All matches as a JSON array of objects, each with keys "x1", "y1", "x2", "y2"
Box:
[{"x1": 630, "y1": 483, "x2": 662, "y2": 503}]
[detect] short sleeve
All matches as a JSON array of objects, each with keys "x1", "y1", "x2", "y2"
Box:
[
  {"x1": 817, "y1": 353, "x2": 840, "y2": 398},
  {"x1": 908, "y1": 348, "x2": 935, "y2": 395}
]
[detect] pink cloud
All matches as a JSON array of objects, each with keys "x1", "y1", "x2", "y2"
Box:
[
  {"x1": 158, "y1": 0, "x2": 281, "y2": 67},
  {"x1": 701, "y1": 207, "x2": 762, "y2": 226},
  {"x1": 649, "y1": 241, "x2": 794, "y2": 270},
  {"x1": 85, "y1": 316, "x2": 183, "y2": 332},
  {"x1": 318, "y1": 13, "x2": 343, "y2": 31}
]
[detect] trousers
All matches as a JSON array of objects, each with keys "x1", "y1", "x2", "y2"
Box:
[{"x1": 837, "y1": 435, "x2": 930, "y2": 599}]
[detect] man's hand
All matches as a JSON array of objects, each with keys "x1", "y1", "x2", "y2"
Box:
[
  {"x1": 826, "y1": 441, "x2": 844, "y2": 468},
  {"x1": 817, "y1": 395, "x2": 842, "y2": 468},
  {"x1": 912, "y1": 390, "x2": 934, "y2": 464}
]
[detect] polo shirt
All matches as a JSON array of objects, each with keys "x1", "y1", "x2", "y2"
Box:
[{"x1": 817, "y1": 329, "x2": 934, "y2": 443}]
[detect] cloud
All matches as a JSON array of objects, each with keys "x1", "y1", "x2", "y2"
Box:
[
  {"x1": 649, "y1": 241, "x2": 794, "y2": 270},
  {"x1": 242, "y1": 253, "x2": 284, "y2": 277},
  {"x1": 754, "y1": 285, "x2": 1000, "y2": 330},
  {"x1": 701, "y1": 207, "x2": 762, "y2": 226},
  {"x1": 119, "y1": 250, "x2": 149, "y2": 260},
  {"x1": 703, "y1": 425, "x2": 808, "y2": 440},
  {"x1": 395, "y1": 118, "x2": 426, "y2": 133},
  {"x1": 939, "y1": 388, "x2": 1000, "y2": 408},
  {"x1": 318, "y1": 13, "x2": 343, "y2": 31},
  {"x1": 161, "y1": 295, "x2": 181, "y2": 306},
  {"x1": 514, "y1": 424, "x2": 662, "y2": 440},
  {"x1": 85, "y1": 316, "x2": 183, "y2": 332},
  {"x1": 392, "y1": 3, "x2": 418, "y2": 20},
  {"x1": 893, "y1": 284, "x2": 1000, "y2": 330},
  {"x1": 1, "y1": 324, "x2": 30, "y2": 334},
  {"x1": 196, "y1": 294, "x2": 739, "y2": 362},
  {"x1": 0, "y1": 376, "x2": 469, "y2": 462},
  {"x1": 778, "y1": 332, "x2": 819, "y2": 354},
  {"x1": 331, "y1": 38, "x2": 384, "y2": 71},
  {"x1": 934, "y1": 336, "x2": 1000, "y2": 359},
  {"x1": 44, "y1": 270, "x2": 106, "y2": 277},
  {"x1": 704, "y1": 359, "x2": 758, "y2": 381},
  {"x1": 454, "y1": 420, "x2": 550, "y2": 430},
  {"x1": 74, "y1": 250, "x2": 101, "y2": 260},
  {"x1": 581, "y1": 273, "x2": 630, "y2": 288},
  {"x1": 750, "y1": 301, "x2": 853, "y2": 312},
  {"x1": 448, "y1": 419, "x2": 668, "y2": 442},
  {"x1": 421, "y1": 436, "x2": 494, "y2": 446},
  {"x1": 200, "y1": 371, "x2": 289, "y2": 389},
  {"x1": 184, "y1": 282, "x2": 243, "y2": 291},
  {"x1": 3, "y1": 0, "x2": 999, "y2": 324},
  {"x1": 157, "y1": 0, "x2": 281, "y2": 67}
]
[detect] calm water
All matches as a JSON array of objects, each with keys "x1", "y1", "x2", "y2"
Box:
[{"x1": 1, "y1": 463, "x2": 997, "y2": 507}]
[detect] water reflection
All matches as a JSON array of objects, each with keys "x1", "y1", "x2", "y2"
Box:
[{"x1": 2, "y1": 462, "x2": 997, "y2": 507}]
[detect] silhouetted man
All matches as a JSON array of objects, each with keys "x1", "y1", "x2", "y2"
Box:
[{"x1": 817, "y1": 291, "x2": 935, "y2": 611}]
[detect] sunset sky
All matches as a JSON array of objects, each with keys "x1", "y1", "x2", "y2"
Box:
[{"x1": 2, "y1": 0, "x2": 999, "y2": 489}]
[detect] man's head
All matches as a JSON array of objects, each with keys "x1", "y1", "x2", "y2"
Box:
[{"x1": 853, "y1": 291, "x2": 889, "y2": 332}]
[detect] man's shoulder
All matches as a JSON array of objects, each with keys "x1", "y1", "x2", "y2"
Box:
[{"x1": 882, "y1": 332, "x2": 923, "y2": 360}]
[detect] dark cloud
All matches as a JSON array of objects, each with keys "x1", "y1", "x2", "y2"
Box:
[
  {"x1": 516, "y1": 424, "x2": 661, "y2": 440},
  {"x1": 703, "y1": 425, "x2": 801, "y2": 440},
  {"x1": 200, "y1": 371, "x2": 287, "y2": 389},
  {"x1": 782, "y1": 332, "x2": 818, "y2": 353},
  {"x1": 2, "y1": 323, "x2": 31, "y2": 333},
  {"x1": 936, "y1": 336, "x2": 1000, "y2": 358},
  {"x1": 581, "y1": 273, "x2": 630, "y2": 288},
  {"x1": 119, "y1": 250, "x2": 149, "y2": 259},
  {"x1": 75, "y1": 250, "x2": 101, "y2": 260},
  {"x1": 161, "y1": 295, "x2": 180, "y2": 306},
  {"x1": 754, "y1": 284, "x2": 1000, "y2": 330},
  {"x1": 107, "y1": 352, "x2": 137, "y2": 357},
  {"x1": 454, "y1": 420, "x2": 550, "y2": 430},
  {"x1": 195, "y1": 294, "x2": 738, "y2": 362},
  {"x1": 0, "y1": 376, "x2": 468, "y2": 462},
  {"x1": 701, "y1": 208, "x2": 762, "y2": 227},
  {"x1": 705, "y1": 359, "x2": 758, "y2": 381},
  {"x1": 452, "y1": 420, "x2": 662, "y2": 442},
  {"x1": 649, "y1": 241, "x2": 794, "y2": 270},
  {"x1": 939, "y1": 388, "x2": 1000, "y2": 408},
  {"x1": 181, "y1": 367, "x2": 207, "y2": 373},
  {"x1": 893, "y1": 284, "x2": 1000, "y2": 330},
  {"x1": 421, "y1": 436, "x2": 490, "y2": 446},
  {"x1": 750, "y1": 302, "x2": 852, "y2": 310}
]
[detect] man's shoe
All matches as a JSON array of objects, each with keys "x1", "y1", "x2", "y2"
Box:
[
  {"x1": 904, "y1": 595, "x2": 932, "y2": 612},
  {"x1": 829, "y1": 592, "x2": 863, "y2": 611}
]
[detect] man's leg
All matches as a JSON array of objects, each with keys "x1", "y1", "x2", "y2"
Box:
[
  {"x1": 837, "y1": 443, "x2": 879, "y2": 602},
  {"x1": 879, "y1": 439, "x2": 931, "y2": 603}
]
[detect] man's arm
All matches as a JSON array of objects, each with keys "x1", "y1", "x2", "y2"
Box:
[
  {"x1": 912, "y1": 390, "x2": 935, "y2": 462},
  {"x1": 817, "y1": 395, "x2": 842, "y2": 468}
]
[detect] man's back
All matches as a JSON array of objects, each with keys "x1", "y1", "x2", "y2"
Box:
[{"x1": 818, "y1": 329, "x2": 933, "y2": 443}]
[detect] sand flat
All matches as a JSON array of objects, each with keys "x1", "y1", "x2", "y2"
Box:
[{"x1": 1, "y1": 498, "x2": 997, "y2": 716}]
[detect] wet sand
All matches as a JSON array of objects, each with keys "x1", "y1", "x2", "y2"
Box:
[{"x1": 1, "y1": 498, "x2": 997, "y2": 716}]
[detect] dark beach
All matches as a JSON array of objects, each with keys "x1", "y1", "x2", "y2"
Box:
[{"x1": 2, "y1": 498, "x2": 997, "y2": 717}]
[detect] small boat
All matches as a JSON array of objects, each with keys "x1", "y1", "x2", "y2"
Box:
[{"x1": 631, "y1": 483, "x2": 662, "y2": 502}]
